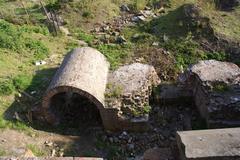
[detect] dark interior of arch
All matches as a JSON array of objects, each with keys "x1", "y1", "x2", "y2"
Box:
[{"x1": 49, "y1": 92, "x2": 102, "y2": 128}]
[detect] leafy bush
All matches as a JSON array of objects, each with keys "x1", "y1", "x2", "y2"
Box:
[
  {"x1": 162, "y1": 33, "x2": 227, "y2": 71},
  {"x1": 25, "y1": 39, "x2": 49, "y2": 59},
  {"x1": 202, "y1": 51, "x2": 227, "y2": 61},
  {"x1": 82, "y1": 11, "x2": 92, "y2": 18},
  {"x1": 19, "y1": 25, "x2": 49, "y2": 35},
  {"x1": 162, "y1": 34, "x2": 202, "y2": 69},
  {"x1": 0, "y1": 20, "x2": 23, "y2": 51},
  {"x1": 13, "y1": 74, "x2": 31, "y2": 91}
]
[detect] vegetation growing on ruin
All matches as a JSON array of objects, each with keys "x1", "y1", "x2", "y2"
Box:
[
  {"x1": 26, "y1": 144, "x2": 46, "y2": 157},
  {"x1": 0, "y1": 0, "x2": 239, "y2": 158},
  {"x1": 105, "y1": 83, "x2": 123, "y2": 98},
  {"x1": 212, "y1": 83, "x2": 231, "y2": 93}
]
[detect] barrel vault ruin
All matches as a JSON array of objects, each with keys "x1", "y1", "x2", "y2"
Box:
[
  {"x1": 36, "y1": 47, "x2": 160, "y2": 131},
  {"x1": 41, "y1": 47, "x2": 109, "y2": 128}
]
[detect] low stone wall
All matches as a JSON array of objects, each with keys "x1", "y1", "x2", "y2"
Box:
[
  {"x1": 180, "y1": 60, "x2": 240, "y2": 128},
  {"x1": 176, "y1": 128, "x2": 240, "y2": 160}
]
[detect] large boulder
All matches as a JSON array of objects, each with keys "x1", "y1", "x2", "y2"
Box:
[{"x1": 179, "y1": 60, "x2": 240, "y2": 128}]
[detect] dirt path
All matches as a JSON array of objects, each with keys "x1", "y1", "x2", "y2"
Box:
[{"x1": 0, "y1": 128, "x2": 101, "y2": 157}]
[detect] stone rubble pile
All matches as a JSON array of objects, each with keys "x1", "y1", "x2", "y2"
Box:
[{"x1": 91, "y1": 5, "x2": 163, "y2": 45}]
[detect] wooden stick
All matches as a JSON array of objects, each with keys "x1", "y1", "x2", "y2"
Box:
[
  {"x1": 53, "y1": 10, "x2": 60, "y2": 29},
  {"x1": 50, "y1": 10, "x2": 58, "y2": 36},
  {"x1": 19, "y1": 0, "x2": 31, "y2": 24},
  {"x1": 39, "y1": 0, "x2": 51, "y2": 22}
]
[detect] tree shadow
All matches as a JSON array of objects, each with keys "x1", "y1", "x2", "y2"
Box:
[
  {"x1": 4, "y1": 66, "x2": 105, "y2": 134},
  {"x1": 134, "y1": 5, "x2": 191, "y2": 41},
  {"x1": 3, "y1": 67, "x2": 107, "y2": 157},
  {"x1": 3, "y1": 68, "x2": 56, "y2": 129}
]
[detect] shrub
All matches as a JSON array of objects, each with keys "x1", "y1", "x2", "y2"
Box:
[
  {"x1": 25, "y1": 39, "x2": 49, "y2": 60},
  {"x1": 26, "y1": 144, "x2": 46, "y2": 156},
  {"x1": 143, "y1": 105, "x2": 151, "y2": 114},
  {"x1": 162, "y1": 33, "x2": 202, "y2": 69},
  {"x1": 82, "y1": 11, "x2": 92, "y2": 18},
  {"x1": 129, "y1": 0, "x2": 148, "y2": 12},
  {"x1": 0, "y1": 20, "x2": 49, "y2": 59},
  {"x1": 13, "y1": 74, "x2": 31, "y2": 91},
  {"x1": 96, "y1": 44, "x2": 131, "y2": 69},
  {"x1": 74, "y1": 29, "x2": 94, "y2": 45},
  {"x1": 202, "y1": 51, "x2": 227, "y2": 61},
  {"x1": 212, "y1": 83, "x2": 231, "y2": 93},
  {"x1": 19, "y1": 25, "x2": 49, "y2": 35},
  {"x1": 162, "y1": 33, "x2": 227, "y2": 71},
  {"x1": 0, "y1": 79, "x2": 15, "y2": 96}
]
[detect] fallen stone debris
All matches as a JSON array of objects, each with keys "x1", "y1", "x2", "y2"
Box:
[{"x1": 91, "y1": 5, "x2": 161, "y2": 45}]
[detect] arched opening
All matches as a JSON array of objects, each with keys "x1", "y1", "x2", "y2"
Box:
[{"x1": 49, "y1": 92, "x2": 102, "y2": 128}]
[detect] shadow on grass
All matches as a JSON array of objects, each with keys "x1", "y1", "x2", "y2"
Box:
[
  {"x1": 135, "y1": 5, "x2": 191, "y2": 40},
  {"x1": 3, "y1": 67, "x2": 108, "y2": 157},
  {"x1": 3, "y1": 68, "x2": 56, "y2": 129}
]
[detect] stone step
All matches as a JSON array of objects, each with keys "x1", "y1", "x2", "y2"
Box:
[{"x1": 176, "y1": 128, "x2": 240, "y2": 160}]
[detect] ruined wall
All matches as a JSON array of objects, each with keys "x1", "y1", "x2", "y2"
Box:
[
  {"x1": 37, "y1": 48, "x2": 160, "y2": 131},
  {"x1": 180, "y1": 60, "x2": 240, "y2": 128}
]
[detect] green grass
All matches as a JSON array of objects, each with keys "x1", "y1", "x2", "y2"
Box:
[
  {"x1": 0, "y1": 79, "x2": 15, "y2": 96},
  {"x1": 26, "y1": 144, "x2": 46, "y2": 157},
  {"x1": 132, "y1": 104, "x2": 151, "y2": 117},
  {"x1": 0, "y1": 20, "x2": 49, "y2": 60},
  {"x1": 0, "y1": 17, "x2": 74, "y2": 133},
  {"x1": 72, "y1": 29, "x2": 95, "y2": 45},
  {"x1": 0, "y1": 149, "x2": 6, "y2": 156},
  {"x1": 96, "y1": 43, "x2": 132, "y2": 69},
  {"x1": 198, "y1": 0, "x2": 240, "y2": 41}
]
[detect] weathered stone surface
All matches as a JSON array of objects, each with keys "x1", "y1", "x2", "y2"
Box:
[
  {"x1": 38, "y1": 47, "x2": 109, "y2": 126},
  {"x1": 43, "y1": 47, "x2": 109, "y2": 109},
  {"x1": 176, "y1": 128, "x2": 240, "y2": 160},
  {"x1": 154, "y1": 84, "x2": 193, "y2": 104},
  {"x1": 103, "y1": 63, "x2": 160, "y2": 131},
  {"x1": 180, "y1": 60, "x2": 240, "y2": 128},
  {"x1": 107, "y1": 63, "x2": 160, "y2": 118}
]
